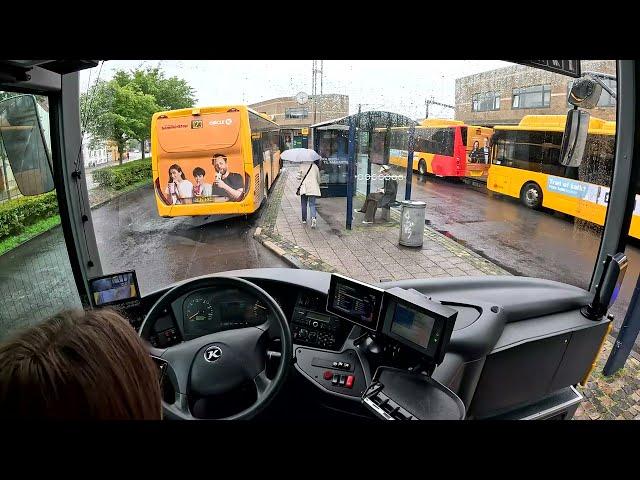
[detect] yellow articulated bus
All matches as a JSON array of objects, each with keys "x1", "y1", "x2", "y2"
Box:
[
  {"x1": 487, "y1": 114, "x2": 640, "y2": 238},
  {"x1": 385, "y1": 119, "x2": 493, "y2": 178},
  {"x1": 151, "y1": 105, "x2": 281, "y2": 218}
]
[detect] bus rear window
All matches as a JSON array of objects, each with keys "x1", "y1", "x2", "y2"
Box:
[
  {"x1": 157, "y1": 111, "x2": 241, "y2": 153},
  {"x1": 460, "y1": 127, "x2": 468, "y2": 147}
]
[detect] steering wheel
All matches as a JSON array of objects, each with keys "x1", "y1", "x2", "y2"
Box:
[{"x1": 139, "y1": 276, "x2": 292, "y2": 420}]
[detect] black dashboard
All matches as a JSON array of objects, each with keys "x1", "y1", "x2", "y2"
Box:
[
  {"x1": 147, "y1": 280, "x2": 356, "y2": 353},
  {"x1": 134, "y1": 268, "x2": 601, "y2": 419}
]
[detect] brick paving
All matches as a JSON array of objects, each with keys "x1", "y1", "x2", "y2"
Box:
[{"x1": 254, "y1": 166, "x2": 640, "y2": 420}]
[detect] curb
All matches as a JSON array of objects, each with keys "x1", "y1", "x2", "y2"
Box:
[{"x1": 89, "y1": 181, "x2": 151, "y2": 210}]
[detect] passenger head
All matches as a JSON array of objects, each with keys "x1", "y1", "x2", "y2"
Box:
[
  {"x1": 193, "y1": 167, "x2": 206, "y2": 185},
  {"x1": 473, "y1": 140, "x2": 480, "y2": 149},
  {"x1": 212, "y1": 154, "x2": 228, "y2": 175},
  {"x1": 0, "y1": 309, "x2": 162, "y2": 420},
  {"x1": 169, "y1": 164, "x2": 186, "y2": 182},
  {"x1": 483, "y1": 137, "x2": 489, "y2": 147}
]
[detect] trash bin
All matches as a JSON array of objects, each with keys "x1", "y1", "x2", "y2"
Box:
[{"x1": 399, "y1": 200, "x2": 426, "y2": 247}]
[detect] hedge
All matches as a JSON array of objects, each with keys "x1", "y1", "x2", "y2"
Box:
[
  {"x1": 92, "y1": 158, "x2": 152, "y2": 190},
  {"x1": 0, "y1": 191, "x2": 59, "y2": 240}
]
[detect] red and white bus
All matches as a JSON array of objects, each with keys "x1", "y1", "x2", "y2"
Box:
[{"x1": 385, "y1": 119, "x2": 493, "y2": 178}]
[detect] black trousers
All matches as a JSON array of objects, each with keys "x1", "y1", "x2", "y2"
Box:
[{"x1": 359, "y1": 192, "x2": 384, "y2": 222}]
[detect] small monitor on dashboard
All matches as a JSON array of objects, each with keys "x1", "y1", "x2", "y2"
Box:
[
  {"x1": 326, "y1": 274, "x2": 385, "y2": 331},
  {"x1": 89, "y1": 271, "x2": 140, "y2": 307},
  {"x1": 381, "y1": 287, "x2": 457, "y2": 365}
]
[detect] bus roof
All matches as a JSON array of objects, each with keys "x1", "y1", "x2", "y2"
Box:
[
  {"x1": 494, "y1": 114, "x2": 615, "y2": 135},
  {"x1": 419, "y1": 118, "x2": 465, "y2": 127},
  {"x1": 152, "y1": 105, "x2": 280, "y2": 126}
]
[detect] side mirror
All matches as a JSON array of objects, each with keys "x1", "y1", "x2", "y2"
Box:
[
  {"x1": 559, "y1": 108, "x2": 590, "y2": 167},
  {"x1": 568, "y1": 77, "x2": 603, "y2": 109},
  {"x1": 0, "y1": 94, "x2": 54, "y2": 196}
]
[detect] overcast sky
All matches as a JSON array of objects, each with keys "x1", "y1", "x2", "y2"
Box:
[{"x1": 79, "y1": 60, "x2": 510, "y2": 119}]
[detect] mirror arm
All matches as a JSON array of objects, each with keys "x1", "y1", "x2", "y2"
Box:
[{"x1": 583, "y1": 71, "x2": 617, "y2": 100}]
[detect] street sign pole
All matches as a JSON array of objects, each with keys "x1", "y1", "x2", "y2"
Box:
[
  {"x1": 405, "y1": 125, "x2": 415, "y2": 200},
  {"x1": 346, "y1": 117, "x2": 356, "y2": 230}
]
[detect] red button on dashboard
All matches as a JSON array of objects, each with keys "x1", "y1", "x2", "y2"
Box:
[
  {"x1": 346, "y1": 375, "x2": 354, "y2": 388},
  {"x1": 323, "y1": 371, "x2": 333, "y2": 380}
]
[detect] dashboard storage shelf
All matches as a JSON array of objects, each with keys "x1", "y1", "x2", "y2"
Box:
[{"x1": 363, "y1": 366, "x2": 466, "y2": 420}]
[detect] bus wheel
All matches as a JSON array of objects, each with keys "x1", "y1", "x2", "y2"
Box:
[
  {"x1": 521, "y1": 182, "x2": 543, "y2": 209},
  {"x1": 418, "y1": 159, "x2": 427, "y2": 175}
]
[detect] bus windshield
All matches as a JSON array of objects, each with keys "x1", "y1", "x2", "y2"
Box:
[{"x1": 1, "y1": 60, "x2": 627, "y2": 348}]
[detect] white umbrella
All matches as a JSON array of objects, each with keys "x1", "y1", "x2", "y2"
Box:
[{"x1": 280, "y1": 148, "x2": 322, "y2": 163}]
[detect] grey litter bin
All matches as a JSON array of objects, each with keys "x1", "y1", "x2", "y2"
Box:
[{"x1": 398, "y1": 200, "x2": 426, "y2": 247}]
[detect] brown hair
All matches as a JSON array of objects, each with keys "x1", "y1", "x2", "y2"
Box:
[{"x1": 0, "y1": 309, "x2": 162, "y2": 420}]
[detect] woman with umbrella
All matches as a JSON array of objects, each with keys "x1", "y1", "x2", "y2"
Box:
[
  {"x1": 298, "y1": 158, "x2": 321, "y2": 228},
  {"x1": 281, "y1": 148, "x2": 323, "y2": 228}
]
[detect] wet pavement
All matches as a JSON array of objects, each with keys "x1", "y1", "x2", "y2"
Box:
[
  {"x1": 401, "y1": 171, "x2": 640, "y2": 334},
  {"x1": 91, "y1": 185, "x2": 288, "y2": 295},
  {"x1": 0, "y1": 183, "x2": 286, "y2": 339},
  {"x1": 0, "y1": 226, "x2": 82, "y2": 338}
]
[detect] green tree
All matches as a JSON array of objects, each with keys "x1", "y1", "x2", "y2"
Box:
[
  {"x1": 112, "y1": 67, "x2": 196, "y2": 153},
  {"x1": 82, "y1": 80, "x2": 157, "y2": 164}
]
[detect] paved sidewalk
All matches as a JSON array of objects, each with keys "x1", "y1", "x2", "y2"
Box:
[
  {"x1": 254, "y1": 166, "x2": 640, "y2": 420},
  {"x1": 256, "y1": 168, "x2": 508, "y2": 284}
]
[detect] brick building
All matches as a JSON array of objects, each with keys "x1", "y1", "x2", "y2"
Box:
[
  {"x1": 249, "y1": 94, "x2": 349, "y2": 148},
  {"x1": 455, "y1": 61, "x2": 616, "y2": 126}
]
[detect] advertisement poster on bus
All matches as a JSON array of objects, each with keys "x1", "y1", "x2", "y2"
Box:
[
  {"x1": 547, "y1": 176, "x2": 640, "y2": 214},
  {"x1": 154, "y1": 111, "x2": 247, "y2": 206}
]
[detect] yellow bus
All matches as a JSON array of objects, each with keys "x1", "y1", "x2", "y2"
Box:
[
  {"x1": 487, "y1": 114, "x2": 640, "y2": 238},
  {"x1": 151, "y1": 105, "x2": 281, "y2": 218},
  {"x1": 384, "y1": 119, "x2": 493, "y2": 178}
]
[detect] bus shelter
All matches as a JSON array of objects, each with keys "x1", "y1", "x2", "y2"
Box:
[{"x1": 310, "y1": 111, "x2": 418, "y2": 229}]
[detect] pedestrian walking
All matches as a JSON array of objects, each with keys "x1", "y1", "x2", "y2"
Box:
[{"x1": 297, "y1": 159, "x2": 321, "y2": 228}]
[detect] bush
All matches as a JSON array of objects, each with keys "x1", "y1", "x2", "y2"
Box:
[
  {"x1": 92, "y1": 158, "x2": 152, "y2": 190},
  {"x1": 0, "y1": 191, "x2": 59, "y2": 240}
]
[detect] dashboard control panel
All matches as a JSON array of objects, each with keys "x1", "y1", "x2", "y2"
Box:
[
  {"x1": 294, "y1": 347, "x2": 367, "y2": 398},
  {"x1": 291, "y1": 292, "x2": 352, "y2": 351}
]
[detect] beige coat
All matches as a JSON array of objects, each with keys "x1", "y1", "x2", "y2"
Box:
[{"x1": 298, "y1": 163, "x2": 321, "y2": 197}]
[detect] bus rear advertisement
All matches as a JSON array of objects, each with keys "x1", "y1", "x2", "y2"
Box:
[{"x1": 151, "y1": 105, "x2": 280, "y2": 218}]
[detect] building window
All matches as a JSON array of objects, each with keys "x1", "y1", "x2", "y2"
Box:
[
  {"x1": 285, "y1": 107, "x2": 309, "y2": 119},
  {"x1": 567, "y1": 77, "x2": 616, "y2": 107},
  {"x1": 472, "y1": 92, "x2": 500, "y2": 112},
  {"x1": 512, "y1": 85, "x2": 551, "y2": 109}
]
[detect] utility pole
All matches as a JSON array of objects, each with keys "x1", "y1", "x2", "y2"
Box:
[
  {"x1": 425, "y1": 96, "x2": 455, "y2": 118},
  {"x1": 312, "y1": 60, "x2": 324, "y2": 123}
]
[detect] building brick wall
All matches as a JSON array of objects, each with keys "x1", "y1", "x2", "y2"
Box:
[{"x1": 455, "y1": 61, "x2": 616, "y2": 126}]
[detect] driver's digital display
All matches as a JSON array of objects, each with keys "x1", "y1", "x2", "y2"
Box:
[
  {"x1": 326, "y1": 274, "x2": 384, "y2": 330},
  {"x1": 89, "y1": 272, "x2": 138, "y2": 306},
  {"x1": 391, "y1": 304, "x2": 436, "y2": 349}
]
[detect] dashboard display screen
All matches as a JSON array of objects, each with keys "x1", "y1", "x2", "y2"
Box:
[
  {"x1": 327, "y1": 274, "x2": 384, "y2": 330},
  {"x1": 390, "y1": 303, "x2": 436, "y2": 349},
  {"x1": 89, "y1": 271, "x2": 139, "y2": 306}
]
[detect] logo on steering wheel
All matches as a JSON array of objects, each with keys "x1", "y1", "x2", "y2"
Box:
[{"x1": 204, "y1": 345, "x2": 222, "y2": 362}]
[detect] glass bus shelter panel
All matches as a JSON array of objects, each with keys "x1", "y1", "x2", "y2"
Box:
[{"x1": 355, "y1": 131, "x2": 371, "y2": 196}]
